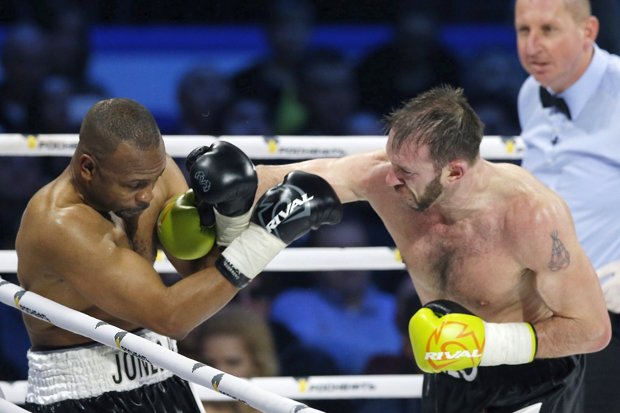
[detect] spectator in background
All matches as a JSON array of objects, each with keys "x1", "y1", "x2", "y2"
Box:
[
  {"x1": 233, "y1": 0, "x2": 315, "y2": 135},
  {"x1": 180, "y1": 305, "x2": 279, "y2": 413},
  {"x1": 514, "y1": 0, "x2": 620, "y2": 411},
  {"x1": 356, "y1": 8, "x2": 461, "y2": 117},
  {"x1": 45, "y1": 6, "x2": 110, "y2": 131},
  {"x1": 469, "y1": 98, "x2": 521, "y2": 137},
  {"x1": 270, "y1": 218, "x2": 401, "y2": 375},
  {"x1": 461, "y1": 47, "x2": 525, "y2": 136},
  {"x1": 296, "y1": 48, "x2": 361, "y2": 135},
  {"x1": 175, "y1": 65, "x2": 233, "y2": 135},
  {"x1": 0, "y1": 274, "x2": 30, "y2": 382},
  {"x1": 0, "y1": 157, "x2": 47, "y2": 248},
  {"x1": 345, "y1": 111, "x2": 385, "y2": 136},
  {"x1": 0, "y1": 22, "x2": 48, "y2": 133},
  {"x1": 220, "y1": 97, "x2": 274, "y2": 136},
  {"x1": 45, "y1": 6, "x2": 106, "y2": 97},
  {"x1": 27, "y1": 76, "x2": 75, "y2": 134}
]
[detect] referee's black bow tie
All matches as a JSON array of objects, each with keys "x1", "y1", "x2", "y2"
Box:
[{"x1": 539, "y1": 86, "x2": 571, "y2": 120}]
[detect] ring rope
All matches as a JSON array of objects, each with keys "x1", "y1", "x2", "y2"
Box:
[
  {"x1": 0, "y1": 277, "x2": 324, "y2": 413},
  {"x1": 0, "y1": 398, "x2": 30, "y2": 413},
  {"x1": 1, "y1": 374, "x2": 423, "y2": 405},
  {"x1": 0, "y1": 248, "x2": 405, "y2": 273},
  {"x1": 0, "y1": 134, "x2": 525, "y2": 160}
]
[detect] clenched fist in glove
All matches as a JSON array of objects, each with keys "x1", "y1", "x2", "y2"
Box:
[
  {"x1": 186, "y1": 141, "x2": 258, "y2": 246},
  {"x1": 216, "y1": 171, "x2": 343, "y2": 288},
  {"x1": 157, "y1": 189, "x2": 216, "y2": 260},
  {"x1": 409, "y1": 300, "x2": 538, "y2": 373}
]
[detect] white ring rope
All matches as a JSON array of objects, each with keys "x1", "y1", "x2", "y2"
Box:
[
  {"x1": 0, "y1": 277, "x2": 324, "y2": 413},
  {"x1": 0, "y1": 248, "x2": 405, "y2": 273},
  {"x1": 0, "y1": 134, "x2": 525, "y2": 160},
  {"x1": 1, "y1": 374, "x2": 423, "y2": 405},
  {"x1": 0, "y1": 398, "x2": 30, "y2": 413}
]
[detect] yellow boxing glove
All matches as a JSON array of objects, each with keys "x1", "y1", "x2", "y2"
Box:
[
  {"x1": 157, "y1": 189, "x2": 216, "y2": 260},
  {"x1": 409, "y1": 300, "x2": 537, "y2": 373}
]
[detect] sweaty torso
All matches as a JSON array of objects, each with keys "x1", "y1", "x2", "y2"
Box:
[
  {"x1": 365, "y1": 162, "x2": 552, "y2": 323},
  {"x1": 16, "y1": 168, "x2": 168, "y2": 348}
]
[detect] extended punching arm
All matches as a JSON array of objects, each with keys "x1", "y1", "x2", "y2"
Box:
[{"x1": 216, "y1": 171, "x2": 343, "y2": 288}]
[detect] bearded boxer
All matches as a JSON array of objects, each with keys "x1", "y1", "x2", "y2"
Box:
[{"x1": 254, "y1": 85, "x2": 611, "y2": 412}]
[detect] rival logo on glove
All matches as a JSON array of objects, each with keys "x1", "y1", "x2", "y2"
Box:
[
  {"x1": 253, "y1": 183, "x2": 316, "y2": 237},
  {"x1": 425, "y1": 349, "x2": 482, "y2": 360},
  {"x1": 264, "y1": 193, "x2": 314, "y2": 231},
  {"x1": 424, "y1": 319, "x2": 484, "y2": 370}
]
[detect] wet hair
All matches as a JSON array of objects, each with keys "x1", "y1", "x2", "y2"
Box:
[
  {"x1": 78, "y1": 98, "x2": 162, "y2": 161},
  {"x1": 384, "y1": 85, "x2": 484, "y2": 168}
]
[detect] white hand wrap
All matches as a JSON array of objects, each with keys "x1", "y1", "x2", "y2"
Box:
[
  {"x1": 216, "y1": 223, "x2": 286, "y2": 288},
  {"x1": 214, "y1": 208, "x2": 252, "y2": 246},
  {"x1": 597, "y1": 260, "x2": 620, "y2": 314},
  {"x1": 480, "y1": 322, "x2": 537, "y2": 366}
]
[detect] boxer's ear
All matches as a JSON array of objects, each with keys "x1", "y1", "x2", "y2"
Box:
[{"x1": 445, "y1": 159, "x2": 467, "y2": 183}]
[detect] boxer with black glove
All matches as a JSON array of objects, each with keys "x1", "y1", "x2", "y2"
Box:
[
  {"x1": 216, "y1": 171, "x2": 343, "y2": 289},
  {"x1": 186, "y1": 141, "x2": 258, "y2": 246}
]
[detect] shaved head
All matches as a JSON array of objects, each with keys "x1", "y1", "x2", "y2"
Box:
[{"x1": 78, "y1": 98, "x2": 162, "y2": 161}]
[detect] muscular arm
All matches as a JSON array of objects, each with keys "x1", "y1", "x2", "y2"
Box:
[
  {"x1": 42, "y1": 207, "x2": 237, "y2": 341},
  {"x1": 515, "y1": 194, "x2": 611, "y2": 358},
  {"x1": 255, "y1": 149, "x2": 388, "y2": 203}
]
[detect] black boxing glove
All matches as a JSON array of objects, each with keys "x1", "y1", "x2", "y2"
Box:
[
  {"x1": 187, "y1": 141, "x2": 258, "y2": 246},
  {"x1": 215, "y1": 171, "x2": 343, "y2": 288}
]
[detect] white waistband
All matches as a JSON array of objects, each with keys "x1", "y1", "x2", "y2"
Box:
[{"x1": 26, "y1": 330, "x2": 176, "y2": 405}]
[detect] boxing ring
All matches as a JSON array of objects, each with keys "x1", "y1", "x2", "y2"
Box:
[{"x1": 0, "y1": 134, "x2": 524, "y2": 412}]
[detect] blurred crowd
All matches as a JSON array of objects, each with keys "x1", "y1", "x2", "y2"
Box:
[{"x1": 1, "y1": 0, "x2": 620, "y2": 411}]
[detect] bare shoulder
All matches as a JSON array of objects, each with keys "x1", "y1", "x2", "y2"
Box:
[
  {"x1": 16, "y1": 181, "x2": 116, "y2": 286},
  {"x1": 496, "y1": 164, "x2": 575, "y2": 267}
]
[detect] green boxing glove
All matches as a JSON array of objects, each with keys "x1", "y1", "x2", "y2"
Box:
[{"x1": 157, "y1": 189, "x2": 216, "y2": 260}]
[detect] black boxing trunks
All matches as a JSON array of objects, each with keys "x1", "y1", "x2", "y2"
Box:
[
  {"x1": 422, "y1": 355, "x2": 585, "y2": 413},
  {"x1": 24, "y1": 329, "x2": 204, "y2": 413}
]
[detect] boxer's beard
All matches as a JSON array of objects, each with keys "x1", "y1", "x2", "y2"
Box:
[{"x1": 412, "y1": 173, "x2": 443, "y2": 212}]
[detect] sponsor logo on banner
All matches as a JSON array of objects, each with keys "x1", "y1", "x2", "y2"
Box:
[
  {"x1": 30, "y1": 135, "x2": 79, "y2": 152},
  {"x1": 296, "y1": 378, "x2": 376, "y2": 393},
  {"x1": 264, "y1": 137, "x2": 347, "y2": 158}
]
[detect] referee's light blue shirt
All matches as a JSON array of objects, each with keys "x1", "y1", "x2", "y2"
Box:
[{"x1": 518, "y1": 44, "x2": 620, "y2": 269}]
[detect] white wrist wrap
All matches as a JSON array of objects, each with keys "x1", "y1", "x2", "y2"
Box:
[
  {"x1": 214, "y1": 209, "x2": 252, "y2": 246},
  {"x1": 480, "y1": 322, "x2": 537, "y2": 366},
  {"x1": 219, "y1": 223, "x2": 286, "y2": 284}
]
